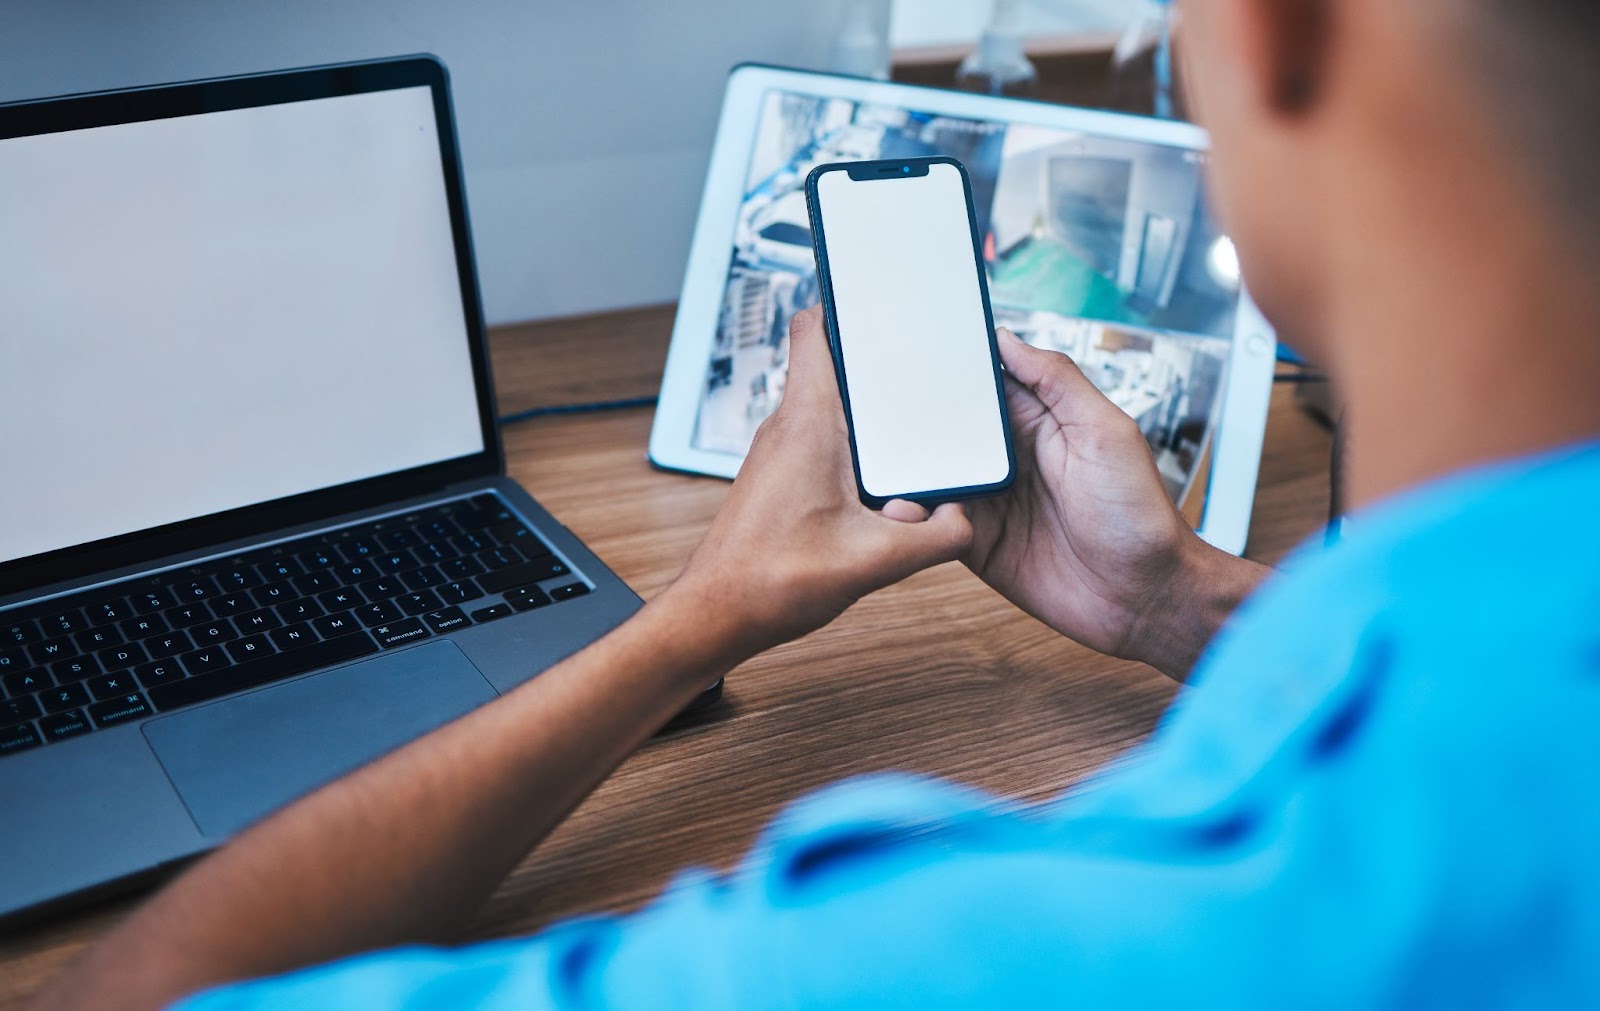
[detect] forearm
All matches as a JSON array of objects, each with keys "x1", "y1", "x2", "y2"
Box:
[
  {"x1": 1125, "y1": 537, "x2": 1271, "y2": 681},
  {"x1": 34, "y1": 588, "x2": 742, "y2": 1011}
]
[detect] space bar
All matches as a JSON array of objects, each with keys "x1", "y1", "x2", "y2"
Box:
[{"x1": 149, "y1": 633, "x2": 381, "y2": 711}]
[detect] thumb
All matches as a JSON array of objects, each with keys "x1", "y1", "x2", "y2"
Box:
[
  {"x1": 995, "y1": 327, "x2": 1114, "y2": 427},
  {"x1": 873, "y1": 501, "x2": 973, "y2": 574}
]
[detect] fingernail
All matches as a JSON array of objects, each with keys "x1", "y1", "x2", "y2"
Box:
[{"x1": 996, "y1": 327, "x2": 1019, "y2": 342}]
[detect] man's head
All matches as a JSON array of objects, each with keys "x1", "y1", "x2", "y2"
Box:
[{"x1": 1179, "y1": 0, "x2": 1600, "y2": 364}]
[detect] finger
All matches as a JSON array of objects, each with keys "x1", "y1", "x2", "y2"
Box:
[
  {"x1": 993, "y1": 329, "x2": 1118, "y2": 427},
  {"x1": 874, "y1": 501, "x2": 972, "y2": 573},
  {"x1": 881, "y1": 498, "x2": 931, "y2": 523},
  {"x1": 782, "y1": 306, "x2": 841, "y2": 410}
]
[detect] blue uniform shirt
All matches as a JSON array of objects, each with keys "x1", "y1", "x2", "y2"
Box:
[{"x1": 183, "y1": 441, "x2": 1600, "y2": 1009}]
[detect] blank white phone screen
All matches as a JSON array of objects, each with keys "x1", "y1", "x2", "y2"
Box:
[{"x1": 814, "y1": 163, "x2": 1009, "y2": 500}]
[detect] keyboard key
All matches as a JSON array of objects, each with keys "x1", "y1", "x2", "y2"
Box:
[
  {"x1": 0, "y1": 648, "x2": 31, "y2": 676},
  {"x1": 293, "y1": 571, "x2": 336, "y2": 596},
  {"x1": 419, "y1": 518, "x2": 459, "y2": 541},
  {"x1": 437, "y1": 580, "x2": 483, "y2": 605},
  {"x1": 550, "y1": 583, "x2": 592, "y2": 601},
  {"x1": 180, "y1": 648, "x2": 231, "y2": 676},
  {"x1": 372, "y1": 618, "x2": 429, "y2": 648},
  {"x1": 134, "y1": 659, "x2": 185, "y2": 689},
  {"x1": 378, "y1": 527, "x2": 420, "y2": 550},
  {"x1": 212, "y1": 593, "x2": 253, "y2": 616},
  {"x1": 252, "y1": 581, "x2": 294, "y2": 608},
  {"x1": 41, "y1": 683, "x2": 90, "y2": 713},
  {"x1": 298, "y1": 546, "x2": 340, "y2": 570},
  {"x1": 318, "y1": 588, "x2": 364, "y2": 611},
  {"x1": 270, "y1": 623, "x2": 317, "y2": 651},
  {"x1": 259, "y1": 558, "x2": 302, "y2": 581},
  {"x1": 335, "y1": 562, "x2": 378, "y2": 583},
  {"x1": 357, "y1": 575, "x2": 406, "y2": 601},
  {"x1": 442, "y1": 556, "x2": 485, "y2": 579},
  {"x1": 144, "y1": 630, "x2": 193, "y2": 659},
  {"x1": 505, "y1": 586, "x2": 551, "y2": 611},
  {"x1": 52, "y1": 657, "x2": 98, "y2": 683},
  {"x1": 98, "y1": 642, "x2": 147, "y2": 669},
  {"x1": 39, "y1": 709, "x2": 92, "y2": 742},
  {"x1": 121, "y1": 614, "x2": 167, "y2": 640},
  {"x1": 477, "y1": 558, "x2": 571, "y2": 594},
  {"x1": 176, "y1": 578, "x2": 218, "y2": 602},
  {"x1": 164, "y1": 602, "x2": 213, "y2": 628},
  {"x1": 225, "y1": 634, "x2": 274, "y2": 664},
  {"x1": 41, "y1": 609, "x2": 86, "y2": 637},
  {"x1": 276, "y1": 599, "x2": 323, "y2": 623},
  {"x1": 356, "y1": 601, "x2": 403, "y2": 626},
  {"x1": 401, "y1": 566, "x2": 445, "y2": 590},
  {"x1": 469, "y1": 603, "x2": 513, "y2": 623},
  {"x1": 29, "y1": 636, "x2": 74, "y2": 666},
  {"x1": 486, "y1": 519, "x2": 534, "y2": 544},
  {"x1": 74, "y1": 627, "x2": 118, "y2": 654},
  {"x1": 451, "y1": 532, "x2": 490, "y2": 555},
  {"x1": 412, "y1": 541, "x2": 453, "y2": 566},
  {"x1": 87, "y1": 598, "x2": 133, "y2": 626},
  {"x1": 152, "y1": 631, "x2": 378, "y2": 712},
  {"x1": 192, "y1": 619, "x2": 235, "y2": 646},
  {"x1": 4, "y1": 669, "x2": 51, "y2": 696},
  {"x1": 0, "y1": 721, "x2": 41, "y2": 755},
  {"x1": 4, "y1": 620, "x2": 42, "y2": 647},
  {"x1": 89, "y1": 692, "x2": 153, "y2": 727},
  {"x1": 423, "y1": 607, "x2": 470, "y2": 634},
  {"x1": 235, "y1": 609, "x2": 282, "y2": 635},
  {"x1": 374, "y1": 550, "x2": 417, "y2": 574},
  {"x1": 88, "y1": 671, "x2": 136, "y2": 700},
  {"x1": 397, "y1": 591, "x2": 442, "y2": 616},
  {"x1": 1, "y1": 694, "x2": 43, "y2": 725},
  {"x1": 340, "y1": 540, "x2": 380, "y2": 563},
  {"x1": 213, "y1": 566, "x2": 262, "y2": 592},
  {"x1": 133, "y1": 589, "x2": 177, "y2": 614},
  {"x1": 312, "y1": 612, "x2": 361, "y2": 639},
  {"x1": 480, "y1": 545, "x2": 523, "y2": 570}
]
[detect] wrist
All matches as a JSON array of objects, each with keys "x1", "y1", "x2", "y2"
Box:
[
  {"x1": 638, "y1": 579, "x2": 769, "y2": 685},
  {"x1": 1121, "y1": 535, "x2": 1269, "y2": 681}
]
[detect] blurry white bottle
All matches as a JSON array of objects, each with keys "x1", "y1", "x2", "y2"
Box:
[
  {"x1": 830, "y1": 0, "x2": 893, "y2": 80},
  {"x1": 956, "y1": 0, "x2": 1039, "y2": 98}
]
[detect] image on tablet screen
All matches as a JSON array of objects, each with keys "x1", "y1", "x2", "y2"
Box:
[{"x1": 694, "y1": 90, "x2": 1243, "y2": 511}]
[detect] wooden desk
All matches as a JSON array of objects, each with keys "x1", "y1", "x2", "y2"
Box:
[{"x1": 0, "y1": 305, "x2": 1332, "y2": 1008}]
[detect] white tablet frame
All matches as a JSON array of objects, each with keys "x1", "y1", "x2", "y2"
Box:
[{"x1": 649, "y1": 64, "x2": 1277, "y2": 556}]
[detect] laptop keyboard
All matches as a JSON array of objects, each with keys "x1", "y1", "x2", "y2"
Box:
[{"x1": 0, "y1": 494, "x2": 592, "y2": 758}]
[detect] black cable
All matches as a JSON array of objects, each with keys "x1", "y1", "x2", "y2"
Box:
[
  {"x1": 1327, "y1": 409, "x2": 1346, "y2": 545},
  {"x1": 497, "y1": 395, "x2": 658, "y2": 427},
  {"x1": 1274, "y1": 370, "x2": 1329, "y2": 384}
]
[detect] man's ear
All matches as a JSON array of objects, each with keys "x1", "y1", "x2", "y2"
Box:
[{"x1": 1233, "y1": 0, "x2": 1336, "y2": 115}]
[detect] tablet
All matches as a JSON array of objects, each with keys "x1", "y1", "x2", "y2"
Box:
[{"x1": 650, "y1": 64, "x2": 1277, "y2": 555}]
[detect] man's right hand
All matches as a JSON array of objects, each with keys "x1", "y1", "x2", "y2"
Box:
[{"x1": 965, "y1": 330, "x2": 1268, "y2": 680}]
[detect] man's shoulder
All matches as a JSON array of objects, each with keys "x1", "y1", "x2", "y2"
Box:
[{"x1": 1231, "y1": 439, "x2": 1600, "y2": 671}]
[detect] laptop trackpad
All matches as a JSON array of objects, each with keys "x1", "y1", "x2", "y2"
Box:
[{"x1": 144, "y1": 640, "x2": 498, "y2": 839}]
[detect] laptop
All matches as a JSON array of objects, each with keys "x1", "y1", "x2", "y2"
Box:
[{"x1": 0, "y1": 56, "x2": 707, "y2": 922}]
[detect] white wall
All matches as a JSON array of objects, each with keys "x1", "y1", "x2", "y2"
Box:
[{"x1": 0, "y1": 0, "x2": 845, "y2": 325}]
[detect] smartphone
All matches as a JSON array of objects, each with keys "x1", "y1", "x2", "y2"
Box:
[{"x1": 805, "y1": 156, "x2": 1014, "y2": 508}]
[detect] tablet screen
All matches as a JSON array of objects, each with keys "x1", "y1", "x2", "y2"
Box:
[{"x1": 692, "y1": 89, "x2": 1243, "y2": 513}]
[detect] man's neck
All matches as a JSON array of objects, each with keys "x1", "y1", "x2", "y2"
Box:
[{"x1": 1319, "y1": 179, "x2": 1600, "y2": 511}]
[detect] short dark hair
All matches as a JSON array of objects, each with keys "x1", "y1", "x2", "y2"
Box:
[{"x1": 1458, "y1": 3, "x2": 1600, "y2": 249}]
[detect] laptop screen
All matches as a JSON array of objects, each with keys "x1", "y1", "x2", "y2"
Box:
[{"x1": 0, "y1": 82, "x2": 486, "y2": 568}]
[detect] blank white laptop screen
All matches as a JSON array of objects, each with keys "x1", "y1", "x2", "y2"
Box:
[{"x1": 0, "y1": 85, "x2": 485, "y2": 566}]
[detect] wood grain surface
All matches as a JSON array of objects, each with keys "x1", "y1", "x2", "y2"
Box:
[{"x1": 0, "y1": 305, "x2": 1332, "y2": 1008}]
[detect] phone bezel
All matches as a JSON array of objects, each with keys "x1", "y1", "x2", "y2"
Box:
[{"x1": 804, "y1": 155, "x2": 1017, "y2": 509}]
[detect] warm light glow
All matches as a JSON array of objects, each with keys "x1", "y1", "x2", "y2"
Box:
[{"x1": 1207, "y1": 235, "x2": 1241, "y2": 290}]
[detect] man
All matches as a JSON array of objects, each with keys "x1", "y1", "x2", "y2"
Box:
[{"x1": 32, "y1": 0, "x2": 1600, "y2": 1006}]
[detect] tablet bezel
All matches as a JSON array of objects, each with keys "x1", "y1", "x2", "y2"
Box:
[{"x1": 649, "y1": 63, "x2": 1277, "y2": 556}]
